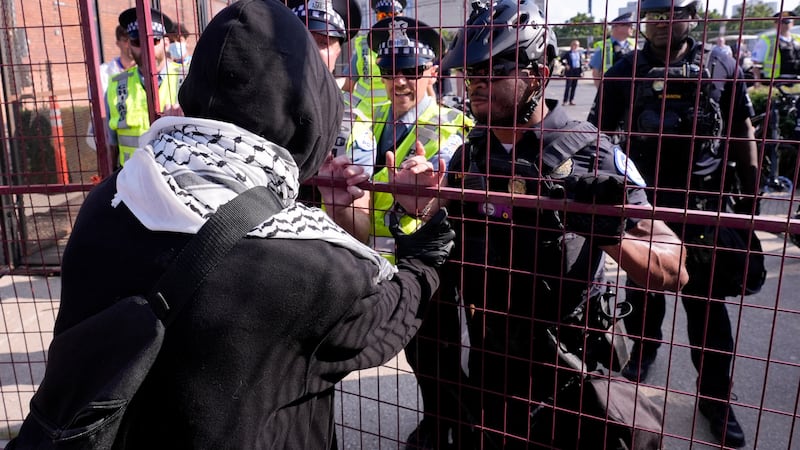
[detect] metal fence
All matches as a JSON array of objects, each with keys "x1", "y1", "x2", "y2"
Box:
[{"x1": 0, "y1": 0, "x2": 799, "y2": 448}]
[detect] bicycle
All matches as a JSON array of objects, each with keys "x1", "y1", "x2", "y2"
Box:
[
  {"x1": 749, "y1": 75, "x2": 800, "y2": 246},
  {"x1": 750, "y1": 75, "x2": 800, "y2": 194}
]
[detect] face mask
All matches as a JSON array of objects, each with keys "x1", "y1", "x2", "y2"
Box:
[{"x1": 169, "y1": 41, "x2": 188, "y2": 60}]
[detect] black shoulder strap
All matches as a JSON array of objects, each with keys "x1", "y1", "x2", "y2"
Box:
[
  {"x1": 146, "y1": 186, "x2": 283, "y2": 326},
  {"x1": 540, "y1": 121, "x2": 598, "y2": 174}
]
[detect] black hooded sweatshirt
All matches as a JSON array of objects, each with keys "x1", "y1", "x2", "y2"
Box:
[{"x1": 52, "y1": 1, "x2": 440, "y2": 448}]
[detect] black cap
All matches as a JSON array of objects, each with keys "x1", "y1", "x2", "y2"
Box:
[
  {"x1": 372, "y1": 0, "x2": 406, "y2": 14},
  {"x1": 774, "y1": 11, "x2": 795, "y2": 20},
  {"x1": 178, "y1": 0, "x2": 342, "y2": 182},
  {"x1": 287, "y1": 0, "x2": 361, "y2": 42},
  {"x1": 610, "y1": 12, "x2": 633, "y2": 24},
  {"x1": 118, "y1": 7, "x2": 174, "y2": 41},
  {"x1": 369, "y1": 17, "x2": 442, "y2": 69}
]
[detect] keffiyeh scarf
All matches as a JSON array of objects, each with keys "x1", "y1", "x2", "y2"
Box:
[{"x1": 113, "y1": 116, "x2": 396, "y2": 284}]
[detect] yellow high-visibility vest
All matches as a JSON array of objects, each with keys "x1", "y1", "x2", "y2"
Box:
[
  {"x1": 107, "y1": 62, "x2": 182, "y2": 166},
  {"x1": 593, "y1": 37, "x2": 635, "y2": 72},
  {"x1": 347, "y1": 100, "x2": 473, "y2": 263},
  {"x1": 759, "y1": 33, "x2": 800, "y2": 78},
  {"x1": 350, "y1": 34, "x2": 390, "y2": 119}
]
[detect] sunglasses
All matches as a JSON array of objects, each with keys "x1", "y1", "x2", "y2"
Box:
[
  {"x1": 642, "y1": 9, "x2": 692, "y2": 21},
  {"x1": 464, "y1": 60, "x2": 521, "y2": 85},
  {"x1": 376, "y1": 11, "x2": 394, "y2": 21},
  {"x1": 130, "y1": 37, "x2": 162, "y2": 48},
  {"x1": 379, "y1": 64, "x2": 432, "y2": 79},
  {"x1": 781, "y1": 18, "x2": 793, "y2": 24}
]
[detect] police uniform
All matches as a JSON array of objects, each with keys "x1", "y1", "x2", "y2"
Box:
[
  {"x1": 589, "y1": 37, "x2": 754, "y2": 400},
  {"x1": 440, "y1": 100, "x2": 649, "y2": 448},
  {"x1": 107, "y1": 8, "x2": 181, "y2": 168},
  {"x1": 590, "y1": 13, "x2": 635, "y2": 74},
  {"x1": 753, "y1": 13, "x2": 800, "y2": 79},
  {"x1": 348, "y1": 17, "x2": 473, "y2": 262},
  {"x1": 346, "y1": 0, "x2": 406, "y2": 118},
  {"x1": 288, "y1": 0, "x2": 364, "y2": 159},
  {"x1": 352, "y1": 17, "x2": 472, "y2": 449}
]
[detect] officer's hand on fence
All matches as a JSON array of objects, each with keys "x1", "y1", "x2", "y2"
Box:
[
  {"x1": 386, "y1": 141, "x2": 445, "y2": 215},
  {"x1": 390, "y1": 208, "x2": 455, "y2": 267},
  {"x1": 317, "y1": 153, "x2": 369, "y2": 207},
  {"x1": 560, "y1": 174, "x2": 627, "y2": 246}
]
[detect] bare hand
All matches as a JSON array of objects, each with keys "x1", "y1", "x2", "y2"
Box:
[
  {"x1": 161, "y1": 104, "x2": 184, "y2": 117},
  {"x1": 317, "y1": 153, "x2": 369, "y2": 207},
  {"x1": 386, "y1": 141, "x2": 445, "y2": 214}
]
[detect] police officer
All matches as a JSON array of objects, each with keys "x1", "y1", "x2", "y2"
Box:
[
  {"x1": 396, "y1": 0, "x2": 687, "y2": 447},
  {"x1": 288, "y1": 0, "x2": 375, "y2": 239},
  {"x1": 588, "y1": 0, "x2": 758, "y2": 447},
  {"x1": 340, "y1": 17, "x2": 473, "y2": 257},
  {"x1": 107, "y1": 8, "x2": 182, "y2": 168},
  {"x1": 752, "y1": 12, "x2": 800, "y2": 81},
  {"x1": 751, "y1": 12, "x2": 800, "y2": 190},
  {"x1": 287, "y1": 0, "x2": 361, "y2": 73},
  {"x1": 342, "y1": 0, "x2": 406, "y2": 118},
  {"x1": 589, "y1": 12, "x2": 636, "y2": 88}
]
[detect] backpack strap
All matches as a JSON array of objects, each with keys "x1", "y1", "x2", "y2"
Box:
[{"x1": 146, "y1": 186, "x2": 283, "y2": 326}]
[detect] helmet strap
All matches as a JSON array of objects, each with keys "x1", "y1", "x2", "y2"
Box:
[{"x1": 517, "y1": 64, "x2": 547, "y2": 125}]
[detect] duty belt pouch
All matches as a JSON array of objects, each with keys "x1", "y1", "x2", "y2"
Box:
[
  {"x1": 8, "y1": 186, "x2": 281, "y2": 449},
  {"x1": 685, "y1": 225, "x2": 767, "y2": 297},
  {"x1": 581, "y1": 374, "x2": 664, "y2": 450}
]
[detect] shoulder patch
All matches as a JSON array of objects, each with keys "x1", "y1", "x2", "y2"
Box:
[
  {"x1": 441, "y1": 133, "x2": 464, "y2": 158},
  {"x1": 355, "y1": 127, "x2": 375, "y2": 152},
  {"x1": 550, "y1": 158, "x2": 574, "y2": 179},
  {"x1": 613, "y1": 146, "x2": 647, "y2": 187}
]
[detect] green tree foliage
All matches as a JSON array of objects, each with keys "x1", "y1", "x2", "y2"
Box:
[
  {"x1": 552, "y1": 13, "x2": 605, "y2": 48},
  {"x1": 726, "y1": 2, "x2": 776, "y2": 34},
  {"x1": 695, "y1": 8, "x2": 724, "y2": 37}
]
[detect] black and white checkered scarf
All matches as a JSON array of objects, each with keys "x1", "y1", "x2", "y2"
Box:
[{"x1": 113, "y1": 116, "x2": 396, "y2": 284}]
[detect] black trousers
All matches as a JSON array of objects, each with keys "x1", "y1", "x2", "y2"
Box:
[
  {"x1": 623, "y1": 246, "x2": 735, "y2": 399},
  {"x1": 563, "y1": 68, "x2": 581, "y2": 103},
  {"x1": 405, "y1": 285, "x2": 473, "y2": 448}
]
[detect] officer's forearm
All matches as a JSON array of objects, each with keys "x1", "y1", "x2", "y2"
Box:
[
  {"x1": 602, "y1": 219, "x2": 688, "y2": 292},
  {"x1": 592, "y1": 69, "x2": 602, "y2": 88},
  {"x1": 328, "y1": 204, "x2": 371, "y2": 243},
  {"x1": 324, "y1": 189, "x2": 371, "y2": 243},
  {"x1": 729, "y1": 121, "x2": 759, "y2": 195}
]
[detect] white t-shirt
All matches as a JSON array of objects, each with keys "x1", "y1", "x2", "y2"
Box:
[{"x1": 87, "y1": 57, "x2": 129, "y2": 150}]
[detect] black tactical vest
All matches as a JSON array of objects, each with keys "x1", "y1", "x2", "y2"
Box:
[{"x1": 629, "y1": 45, "x2": 724, "y2": 195}]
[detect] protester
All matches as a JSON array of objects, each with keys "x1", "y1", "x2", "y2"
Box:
[{"x1": 46, "y1": 1, "x2": 454, "y2": 447}]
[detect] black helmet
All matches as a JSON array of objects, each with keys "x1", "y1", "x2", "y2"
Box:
[
  {"x1": 287, "y1": 0, "x2": 361, "y2": 42},
  {"x1": 369, "y1": 17, "x2": 443, "y2": 69},
  {"x1": 372, "y1": 0, "x2": 406, "y2": 15},
  {"x1": 639, "y1": 0, "x2": 699, "y2": 15},
  {"x1": 440, "y1": 0, "x2": 557, "y2": 72}
]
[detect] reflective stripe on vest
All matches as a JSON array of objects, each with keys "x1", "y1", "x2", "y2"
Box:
[
  {"x1": 351, "y1": 35, "x2": 389, "y2": 118},
  {"x1": 366, "y1": 102, "x2": 472, "y2": 261},
  {"x1": 107, "y1": 62, "x2": 181, "y2": 166},
  {"x1": 759, "y1": 34, "x2": 800, "y2": 78},
  {"x1": 596, "y1": 37, "x2": 635, "y2": 72},
  {"x1": 761, "y1": 35, "x2": 779, "y2": 78}
]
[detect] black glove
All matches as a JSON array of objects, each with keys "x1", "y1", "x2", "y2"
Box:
[
  {"x1": 390, "y1": 208, "x2": 456, "y2": 267},
  {"x1": 732, "y1": 195, "x2": 761, "y2": 216},
  {"x1": 559, "y1": 175, "x2": 627, "y2": 246}
]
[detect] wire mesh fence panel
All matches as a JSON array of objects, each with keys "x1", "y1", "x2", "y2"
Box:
[{"x1": 0, "y1": 0, "x2": 799, "y2": 449}]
